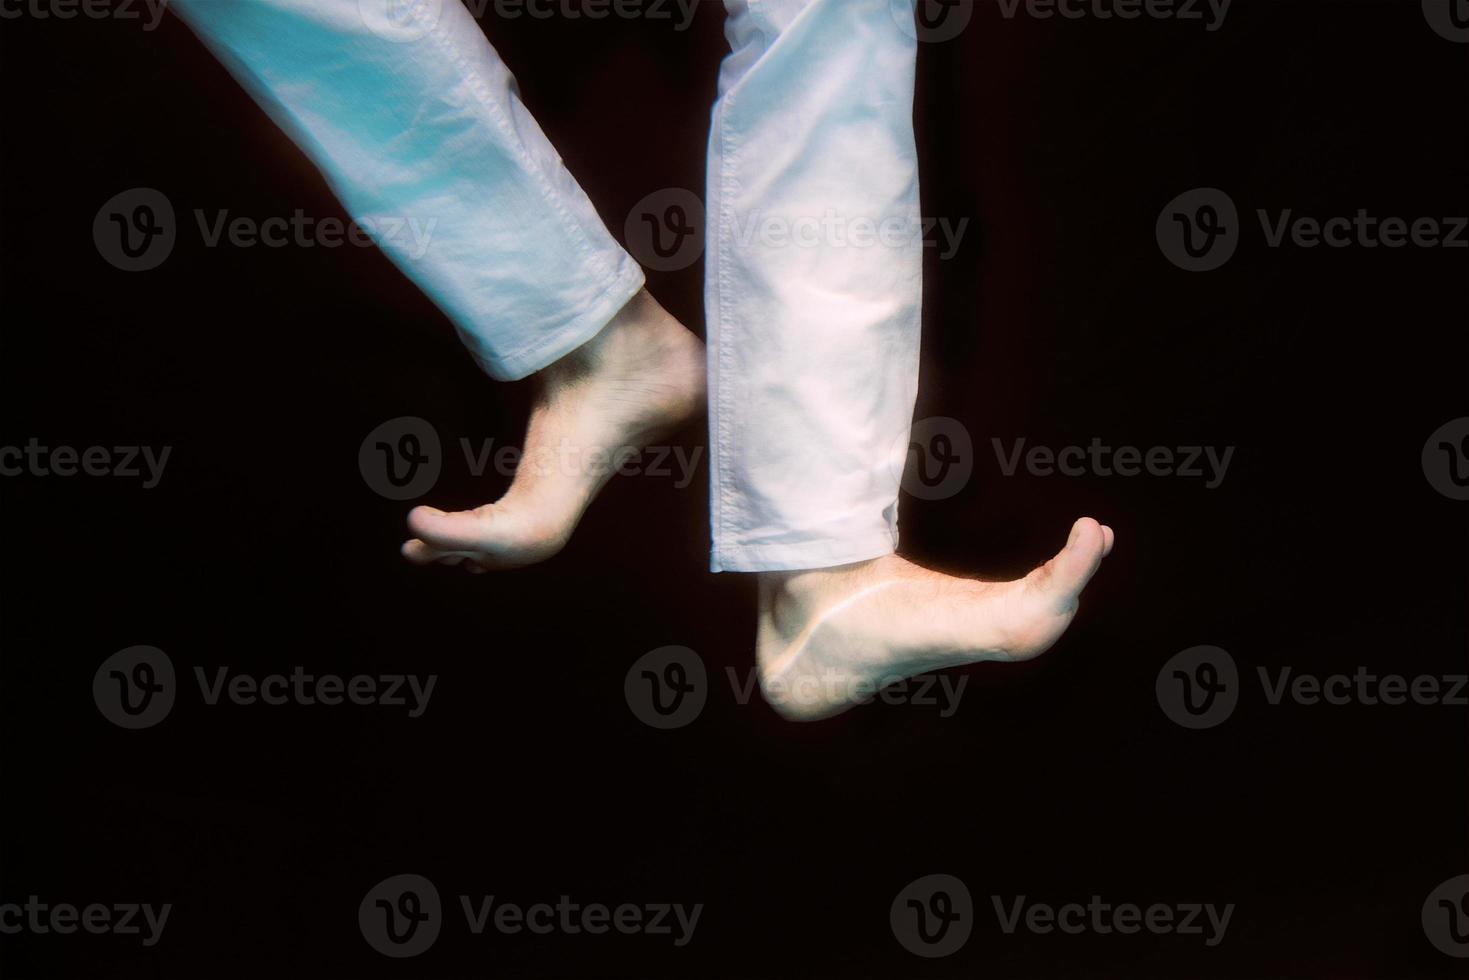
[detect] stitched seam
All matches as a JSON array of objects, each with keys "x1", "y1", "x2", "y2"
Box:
[
  {"x1": 423, "y1": 10, "x2": 615, "y2": 285},
  {"x1": 711, "y1": 83, "x2": 742, "y2": 573},
  {"x1": 491, "y1": 256, "x2": 640, "y2": 371}
]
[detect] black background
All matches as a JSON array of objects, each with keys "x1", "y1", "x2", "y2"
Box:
[{"x1": 1, "y1": 0, "x2": 1466, "y2": 976}]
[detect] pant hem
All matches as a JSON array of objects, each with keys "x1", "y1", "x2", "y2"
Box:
[
  {"x1": 476, "y1": 259, "x2": 646, "y2": 381},
  {"x1": 710, "y1": 532, "x2": 899, "y2": 574}
]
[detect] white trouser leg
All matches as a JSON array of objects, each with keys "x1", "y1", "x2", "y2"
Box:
[
  {"x1": 707, "y1": 0, "x2": 923, "y2": 572},
  {"x1": 170, "y1": 0, "x2": 645, "y2": 381}
]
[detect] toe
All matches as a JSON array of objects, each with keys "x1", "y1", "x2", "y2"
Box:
[
  {"x1": 1028, "y1": 517, "x2": 1109, "y2": 611},
  {"x1": 402, "y1": 538, "x2": 483, "y2": 567},
  {"x1": 410, "y1": 501, "x2": 569, "y2": 569},
  {"x1": 401, "y1": 538, "x2": 443, "y2": 565},
  {"x1": 407, "y1": 505, "x2": 491, "y2": 553}
]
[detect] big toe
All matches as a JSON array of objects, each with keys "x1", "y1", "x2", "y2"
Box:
[
  {"x1": 404, "y1": 502, "x2": 567, "y2": 569},
  {"x1": 406, "y1": 505, "x2": 490, "y2": 553},
  {"x1": 1029, "y1": 517, "x2": 1111, "y2": 611}
]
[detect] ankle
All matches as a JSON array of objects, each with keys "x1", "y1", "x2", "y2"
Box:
[
  {"x1": 538, "y1": 289, "x2": 690, "y2": 387},
  {"x1": 759, "y1": 558, "x2": 882, "y2": 637}
]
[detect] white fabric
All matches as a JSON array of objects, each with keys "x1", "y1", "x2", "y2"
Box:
[
  {"x1": 172, "y1": 0, "x2": 923, "y2": 573},
  {"x1": 172, "y1": 0, "x2": 647, "y2": 382},
  {"x1": 708, "y1": 0, "x2": 922, "y2": 571}
]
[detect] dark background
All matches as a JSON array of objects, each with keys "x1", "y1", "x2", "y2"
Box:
[{"x1": 1, "y1": 0, "x2": 1466, "y2": 976}]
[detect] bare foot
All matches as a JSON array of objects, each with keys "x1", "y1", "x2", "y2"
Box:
[
  {"x1": 755, "y1": 518, "x2": 1116, "y2": 720},
  {"x1": 401, "y1": 289, "x2": 705, "y2": 572}
]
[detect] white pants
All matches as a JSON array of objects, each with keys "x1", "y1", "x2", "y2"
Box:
[{"x1": 173, "y1": 0, "x2": 923, "y2": 572}]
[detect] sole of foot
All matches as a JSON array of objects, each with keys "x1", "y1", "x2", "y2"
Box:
[{"x1": 755, "y1": 517, "x2": 1116, "y2": 721}]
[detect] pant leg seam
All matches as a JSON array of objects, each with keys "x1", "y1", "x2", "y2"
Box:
[
  {"x1": 422, "y1": 14, "x2": 620, "y2": 289},
  {"x1": 710, "y1": 83, "x2": 744, "y2": 573}
]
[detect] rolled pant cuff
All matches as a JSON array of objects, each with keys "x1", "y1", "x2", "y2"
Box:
[
  {"x1": 469, "y1": 256, "x2": 646, "y2": 382},
  {"x1": 710, "y1": 530, "x2": 899, "y2": 574}
]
